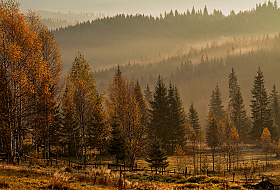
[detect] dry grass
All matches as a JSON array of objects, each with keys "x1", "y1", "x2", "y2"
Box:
[{"x1": 0, "y1": 145, "x2": 279, "y2": 190}]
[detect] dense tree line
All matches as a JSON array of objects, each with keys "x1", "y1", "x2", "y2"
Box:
[
  {"x1": 93, "y1": 34, "x2": 280, "y2": 132},
  {"x1": 54, "y1": 1, "x2": 280, "y2": 46},
  {"x1": 52, "y1": 1, "x2": 280, "y2": 68}
]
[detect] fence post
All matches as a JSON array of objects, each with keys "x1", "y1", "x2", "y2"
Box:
[{"x1": 185, "y1": 167, "x2": 187, "y2": 177}]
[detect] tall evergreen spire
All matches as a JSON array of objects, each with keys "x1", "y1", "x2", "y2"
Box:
[
  {"x1": 209, "y1": 85, "x2": 225, "y2": 122},
  {"x1": 250, "y1": 67, "x2": 277, "y2": 141}
]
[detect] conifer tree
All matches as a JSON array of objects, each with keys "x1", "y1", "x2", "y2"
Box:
[
  {"x1": 250, "y1": 67, "x2": 277, "y2": 141},
  {"x1": 86, "y1": 93, "x2": 108, "y2": 155},
  {"x1": 270, "y1": 84, "x2": 280, "y2": 136},
  {"x1": 167, "y1": 83, "x2": 186, "y2": 154},
  {"x1": 149, "y1": 75, "x2": 169, "y2": 151},
  {"x1": 228, "y1": 67, "x2": 238, "y2": 108},
  {"x1": 232, "y1": 86, "x2": 249, "y2": 140},
  {"x1": 144, "y1": 84, "x2": 153, "y2": 105},
  {"x1": 209, "y1": 85, "x2": 225, "y2": 122},
  {"x1": 135, "y1": 81, "x2": 149, "y2": 131},
  {"x1": 146, "y1": 138, "x2": 169, "y2": 173},
  {"x1": 108, "y1": 121, "x2": 128, "y2": 164},
  {"x1": 187, "y1": 102, "x2": 200, "y2": 171},
  {"x1": 187, "y1": 102, "x2": 201, "y2": 134}
]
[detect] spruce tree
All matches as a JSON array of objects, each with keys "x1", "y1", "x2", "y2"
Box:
[
  {"x1": 144, "y1": 84, "x2": 153, "y2": 105},
  {"x1": 270, "y1": 84, "x2": 280, "y2": 137},
  {"x1": 146, "y1": 138, "x2": 169, "y2": 173},
  {"x1": 135, "y1": 81, "x2": 149, "y2": 130},
  {"x1": 167, "y1": 83, "x2": 186, "y2": 154},
  {"x1": 209, "y1": 85, "x2": 225, "y2": 122},
  {"x1": 108, "y1": 121, "x2": 128, "y2": 164},
  {"x1": 149, "y1": 75, "x2": 169, "y2": 151},
  {"x1": 250, "y1": 67, "x2": 277, "y2": 141},
  {"x1": 228, "y1": 67, "x2": 238, "y2": 108},
  {"x1": 232, "y1": 86, "x2": 249, "y2": 140},
  {"x1": 187, "y1": 102, "x2": 201, "y2": 134}
]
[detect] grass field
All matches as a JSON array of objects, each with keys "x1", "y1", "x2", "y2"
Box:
[{"x1": 1, "y1": 145, "x2": 280, "y2": 189}]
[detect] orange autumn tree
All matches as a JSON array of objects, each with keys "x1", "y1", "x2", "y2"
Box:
[
  {"x1": 25, "y1": 11, "x2": 62, "y2": 160},
  {"x1": 106, "y1": 66, "x2": 148, "y2": 170},
  {"x1": 0, "y1": 1, "x2": 62, "y2": 160},
  {"x1": 261, "y1": 127, "x2": 273, "y2": 166}
]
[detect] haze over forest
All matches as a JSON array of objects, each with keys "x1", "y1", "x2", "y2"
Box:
[{"x1": 11, "y1": 0, "x2": 280, "y2": 129}]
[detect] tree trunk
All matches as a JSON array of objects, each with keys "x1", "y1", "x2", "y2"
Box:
[{"x1": 212, "y1": 150, "x2": 215, "y2": 175}]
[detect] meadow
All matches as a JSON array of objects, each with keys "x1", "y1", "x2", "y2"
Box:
[{"x1": 1, "y1": 145, "x2": 280, "y2": 189}]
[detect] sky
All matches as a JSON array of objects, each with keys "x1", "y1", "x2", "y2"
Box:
[{"x1": 14, "y1": 0, "x2": 265, "y2": 16}]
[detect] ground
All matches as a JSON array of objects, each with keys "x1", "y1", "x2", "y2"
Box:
[{"x1": 1, "y1": 145, "x2": 280, "y2": 189}]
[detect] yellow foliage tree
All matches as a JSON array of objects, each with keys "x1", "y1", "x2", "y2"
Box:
[
  {"x1": 106, "y1": 66, "x2": 147, "y2": 170},
  {"x1": 261, "y1": 127, "x2": 273, "y2": 166}
]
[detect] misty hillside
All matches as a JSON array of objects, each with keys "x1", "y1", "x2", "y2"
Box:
[
  {"x1": 53, "y1": 2, "x2": 280, "y2": 70},
  {"x1": 93, "y1": 34, "x2": 280, "y2": 129},
  {"x1": 37, "y1": 10, "x2": 105, "y2": 30}
]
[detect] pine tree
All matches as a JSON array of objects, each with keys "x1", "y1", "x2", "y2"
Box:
[
  {"x1": 135, "y1": 81, "x2": 149, "y2": 131},
  {"x1": 187, "y1": 102, "x2": 200, "y2": 172},
  {"x1": 167, "y1": 83, "x2": 186, "y2": 154},
  {"x1": 270, "y1": 84, "x2": 280, "y2": 137},
  {"x1": 187, "y1": 102, "x2": 201, "y2": 134},
  {"x1": 144, "y1": 84, "x2": 152, "y2": 105},
  {"x1": 250, "y1": 67, "x2": 277, "y2": 141},
  {"x1": 149, "y1": 75, "x2": 169, "y2": 151},
  {"x1": 232, "y1": 86, "x2": 249, "y2": 140},
  {"x1": 145, "y1": 138, "x2": 169, "y2": 173},
  {"x1": 228, "y1": 67, "x2": 238, "y2": 108},
  {"x1": 209, "y1": 85, "x2": 225, "y2": 122},
  {"x1": 108, "y1": 121, "x2": 128, "y2": 164},
  {"x1": 86, "y1": 93, "x2": 108, "y2": 155}
]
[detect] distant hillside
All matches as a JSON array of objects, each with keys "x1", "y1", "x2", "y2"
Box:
[
  {"x1": 37, "y1": 10, "x2": 105, "y2": 30},
  {"x1": 53, "y1": 2, "x2": 280, "y2": 70},
  {"x1": 93, "y1": 33, "x2": 280, "y2": 129}
]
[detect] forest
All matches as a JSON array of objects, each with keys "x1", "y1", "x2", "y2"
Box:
[
  {"x1": 53, "y1": 0, "x2": 280, "y2": 69},
  {"x1": 37, "y1": 10, "x2": 105, "y2": 30},
  {"x1": 0, "y1": 0, "x2": 280, "y2": 189}
]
